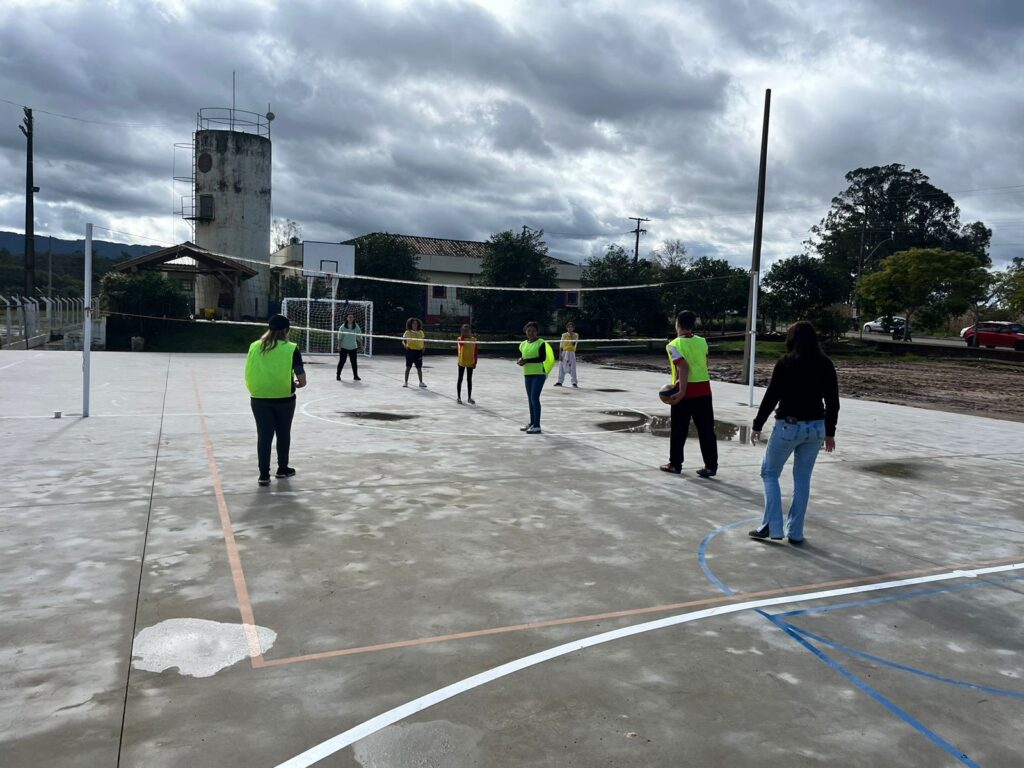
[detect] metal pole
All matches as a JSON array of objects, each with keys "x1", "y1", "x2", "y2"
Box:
[
  {"x1": 47, "y1": 235, "x2": 52, "y2": 300},
  {"x1": 83, "y1": 223, "x2": 93, "y2": 417},
  {"x1": 305, "y1": 276, "x2": 312, "y2": 354},
  {"x1": 20, "y1": 108, "x2": 35, "y2": 298},
  {"x1": 743, "y1": 88, "x2": 771, "y2": 406}
]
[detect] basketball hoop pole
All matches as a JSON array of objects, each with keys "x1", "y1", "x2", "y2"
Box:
[{"x1": 330, "y1": 276, "x2": 338, "y2": 349}]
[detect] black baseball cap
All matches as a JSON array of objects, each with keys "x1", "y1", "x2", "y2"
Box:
[{"x1": 268, "y1": 314, "x2": 290, "y2": 331}]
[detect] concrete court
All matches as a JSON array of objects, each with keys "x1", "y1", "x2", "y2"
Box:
[{"x1": 1, "y1": 347, "x2": 1023, "y2": 768}]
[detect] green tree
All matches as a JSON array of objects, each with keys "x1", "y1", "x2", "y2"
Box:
[
  {"x1": 856, "y1": 248, "x2": 991, "y2": 332},
  {"x1": 462, "y1": 228, "x2": 558, "y2": 333},
  {"x1": 580, "y1": 245, "x2": 663, "y2": 336},
  {"x1": 761, "y1": 255, "x2": 847, "y2": 335},
  {"x1": 272, "y1": 218, "x2": 303, "y2": 251},
  {"x1": 809, "y1": 164, "x2": 991, "y2": 296},
  {"x1": 663, "y1": 256, "x2": 747, "y2": 333},
  {"x1": 995, "y1": 258, "x2": 1024, "y2": 317},
  {"x1": 343, "y1": 233, "x2": 424, "y2": 331},
  {"x1": 100, "y1": 271, "x2": 190, "y2": 337}
]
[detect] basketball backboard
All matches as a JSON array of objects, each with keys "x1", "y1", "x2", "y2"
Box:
[{"x1": 302, "y1": 241, "x2": 355, "y2": 278}]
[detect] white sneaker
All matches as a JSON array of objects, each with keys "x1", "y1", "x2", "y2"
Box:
[
  {"x1": 419, "y1": 382, "x2": 428, "y2": 388},
  {"x1": 526, "y1": 426, "x2": 542, "y2": 434}
]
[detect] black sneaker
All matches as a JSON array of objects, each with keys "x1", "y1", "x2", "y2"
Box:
[
  {"x1": 696, "y1": 467, "x2": 718, "y2": 478},
  {"x1": 354, "y1": 376, "x2": 361, "y2": 381},
  {"x1": 258, "y1": 474, "x2": 271, "y2": 487},
  {"x1": 788, "y1": 537, "x2": 805, "y2": 545},
  {"x1": 553, "y1": 382, "x2": 563, "y2": 387},
  {"x1": 749, "y1": 526, "x2": 782, "y2": 541},
  {"x1": 275, "y1": 467, "x2": 296, "y2": 479}
]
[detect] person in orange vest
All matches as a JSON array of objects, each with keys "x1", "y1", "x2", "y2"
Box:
[
  {"x1": 245, "y1": 314, "x2": 307, "y2": 486},
  {"x1": 660, "y1": 310, "x2": 718, "y2": 477}
]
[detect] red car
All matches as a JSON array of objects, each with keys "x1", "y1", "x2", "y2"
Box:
[{"x1": 963, "y1": 321, "x2": 1024, "y2": 350}]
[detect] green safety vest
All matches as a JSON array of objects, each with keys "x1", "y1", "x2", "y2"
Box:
[
  {"x1": 667, "y1": 335, "x2": 710, "y2": 385},
  {"x1": 245, "y1": 339, "x2": 297, "y2": 398},
  {"x1": 519, "y1": 338, "x2": 555, "y2": 376}
]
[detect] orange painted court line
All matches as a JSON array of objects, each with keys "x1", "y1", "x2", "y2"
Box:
[
  {"x1": 257, "y1": 553, "x2": 1024, "y2": 669},
  {"x1": 192, "y1": 371, "x2": 266, "y2": 666}
]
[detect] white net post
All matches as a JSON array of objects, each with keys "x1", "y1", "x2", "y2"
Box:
[{"x1": 330, "y1": 276, "x2": 339, "y2": 354}]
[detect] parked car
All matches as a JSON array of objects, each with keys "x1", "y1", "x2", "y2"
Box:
[
  {"x1": 863, "y1": 315, "x2": 906, "y2": 333},
  {"x1": 963, "y1": 321, "x2": 1024, "y2": 350}
]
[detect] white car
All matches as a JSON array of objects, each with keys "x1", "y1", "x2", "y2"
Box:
[{"x1": 862, "y1": 316, "x2": 906, "y2": 333}]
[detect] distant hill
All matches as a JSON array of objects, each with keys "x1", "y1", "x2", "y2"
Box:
[{"x1": 0, "y1": 231, "x2": 162, "y2": 261}]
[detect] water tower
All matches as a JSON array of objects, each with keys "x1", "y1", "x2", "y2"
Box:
[{"x1": 184, "y1": 107, "x2": 272, "y2": 319}]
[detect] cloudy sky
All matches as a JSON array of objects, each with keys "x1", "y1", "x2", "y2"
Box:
[{"x1": 1, "y1": 0, "x2": 1022, "y2": 267}]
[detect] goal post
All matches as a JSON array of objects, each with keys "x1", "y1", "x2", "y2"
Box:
[{"x1": 280, "y1": 297, "x2": 374, "y2": 357}]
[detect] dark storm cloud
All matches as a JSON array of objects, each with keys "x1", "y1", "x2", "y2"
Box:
[{"x1": 0, "y1": 0, "x2": 1021, "y2": 268}]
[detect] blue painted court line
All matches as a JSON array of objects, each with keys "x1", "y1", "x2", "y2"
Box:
[
  {"x1": 696, "y1": 512, "x2": 1009, "y2": 768},
  {"x1": 774, "y1": 573, "x2": 1024, "y2": 619},
  {"x1": 760, "y1": 611, "x2": 982, "y2": 767},
  {"x1": 784, "y1": 623, "x2": 1024, "y2": 701}
]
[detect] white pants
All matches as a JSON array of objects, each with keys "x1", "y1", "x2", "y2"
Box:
[{"x1": 557, "y1": 351, "x2": 577, "y2": 384}]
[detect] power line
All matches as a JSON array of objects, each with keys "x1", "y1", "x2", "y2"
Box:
[{"x1": 0, "y1": 96, "x2": 184, "y2": 130}]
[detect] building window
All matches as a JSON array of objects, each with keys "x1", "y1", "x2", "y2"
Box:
[
  {"x1": 180, "y1": 280, "x2": 194, "y2": 293},
  {"x1": 198, "y1": 194, "x2": 215, "y2": 221},
  {"x1": 455, "y1": 287, "x2": 464, "y2": 300},
  {"x1": 565, "y1": 291, "x2": 579, "y2": 308},
  {"x1": 432, "y1": 285, "x2": 447, "y2": 299}
]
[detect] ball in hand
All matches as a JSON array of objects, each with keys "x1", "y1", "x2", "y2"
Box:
[{"x1": 659, "y1": 382, "x2": 679, "y2": 404}]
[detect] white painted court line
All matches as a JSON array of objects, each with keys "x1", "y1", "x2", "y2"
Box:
[{"x1": 274, "y1": 560, "x2": 1024, "y2": 768}]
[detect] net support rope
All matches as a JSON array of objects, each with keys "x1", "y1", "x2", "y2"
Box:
[{"x1": 99, "y1": 311, "x2": 681, "y2": 345}]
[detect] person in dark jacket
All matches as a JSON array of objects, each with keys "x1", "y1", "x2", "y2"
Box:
[{"x1": 749, "y1": 321, "x2": 839, "y2": 543}]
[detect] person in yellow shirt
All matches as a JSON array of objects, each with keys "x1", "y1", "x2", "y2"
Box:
[
  {"x1": 456, "y1": 323, "x2": 478, "y2": 404},
  {"x1": 554, "y1": 321, "x2": 579, "y2": 387},
  {"x1": 402, "y1": 317, "x2": 427, "y2": 388}
]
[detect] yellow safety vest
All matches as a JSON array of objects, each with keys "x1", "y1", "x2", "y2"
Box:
[
  {"x1": 245, "y1": 340, "x2": 296, "y2": 398},
  {"x1": 519, "y1": 339, "x2": 554, "y2": 376},
  {"x1": 560, "y1": 332, "x2": 578, "y2": 352},
  {"x1": 667, "y1": 335, "x2": 710, "y2": 385}
]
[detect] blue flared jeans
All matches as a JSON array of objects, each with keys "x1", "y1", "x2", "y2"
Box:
[
  {"x1": 759, "y1": 419, "x2": 825, "y2": 540},
  {"x1": 524, "y1": 374, "x2": 546, "y2": 428}
]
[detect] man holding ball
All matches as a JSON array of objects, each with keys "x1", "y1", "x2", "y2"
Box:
[{"x1": 660, "y1": 310, "x2": 718, "y2": 478}]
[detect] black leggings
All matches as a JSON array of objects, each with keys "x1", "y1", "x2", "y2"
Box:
[
  {"x1": 457, "y1": 366, "x2": 474, "y2": 398},
  {"x1": 250, "y1": 397, "x2": 296, "y2": 475},
  {"x1": 337, "y1": 348, "x2": 358, "y2": 378}
]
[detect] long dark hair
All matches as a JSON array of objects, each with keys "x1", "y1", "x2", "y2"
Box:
[
  {"x1": 405, "y1": 317, "x2": 421, "y2": 332},
  {"x1": 784, "y1": 321, "x2": 823, "y2": 361},
  {"x1": 343, "y1": 313, "x2": 356, "y2": 329}
]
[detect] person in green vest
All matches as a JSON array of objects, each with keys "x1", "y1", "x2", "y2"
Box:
[
  {"x1": 660, "y1": 310, "x2": 718, "y2": 477},
  {"x1": 517, "y1": 320, "x2": 554, "y2": 434},
  {"x1": 245, "y1": 314, "x2": 307, "y2": 487}
]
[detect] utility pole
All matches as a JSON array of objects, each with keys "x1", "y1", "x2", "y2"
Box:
[
  {"x1": 628, "y1": 216, "x2": 650, "y2": 262},
  {"x1": 19, "y1": 107, "x2": 37, "y2": 299},
  {"x1": 47, "y1": 235, "x2": 53, "y2": 300},
  {"x1": 741, "y1": 88, "x2": 771, "y2": 400}
]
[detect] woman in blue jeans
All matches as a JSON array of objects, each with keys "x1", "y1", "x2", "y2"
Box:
[
  {"x1": 750, "y1": 321, "x2": 839, "y2": 543},
  {"x1": 517, "y1": 321, "x2": 550, "y2": 434}
]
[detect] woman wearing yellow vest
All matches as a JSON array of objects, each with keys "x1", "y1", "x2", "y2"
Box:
[
  {"x1": 517, "y1": 321, "x2": 554, "y2": 434},
  {"x1": 660, "y1": 310, "x2": 718, "y2": 477},
  {"x1": 456, "y1": 323, "x2": 478, "y2": 404},
  {"x1": 245, "y1": 314, "x2": 307, "y2": 486},
  {"x1": 402, "y1": 317, "x2": 427, "y2": 388}
]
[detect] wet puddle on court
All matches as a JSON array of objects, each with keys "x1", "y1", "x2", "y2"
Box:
[
  {"x1": 858, "y1": 461, "x2": 923, "y2": 479},
  {"x1": 595, "y1": 411, "x2": 749, "y2": 442},
  {"x1": 336, "y1": 411, "x2": 418, "y2": 421}
]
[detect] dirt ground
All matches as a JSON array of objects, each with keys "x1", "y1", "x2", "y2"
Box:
[{"x1": 590, "y1": 354, "x2": 1024, "y2": 423}]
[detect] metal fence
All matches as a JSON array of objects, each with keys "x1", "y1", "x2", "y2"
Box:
[{"x1": 1, "y1": 296, "x2": 88, "y2": 349}]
